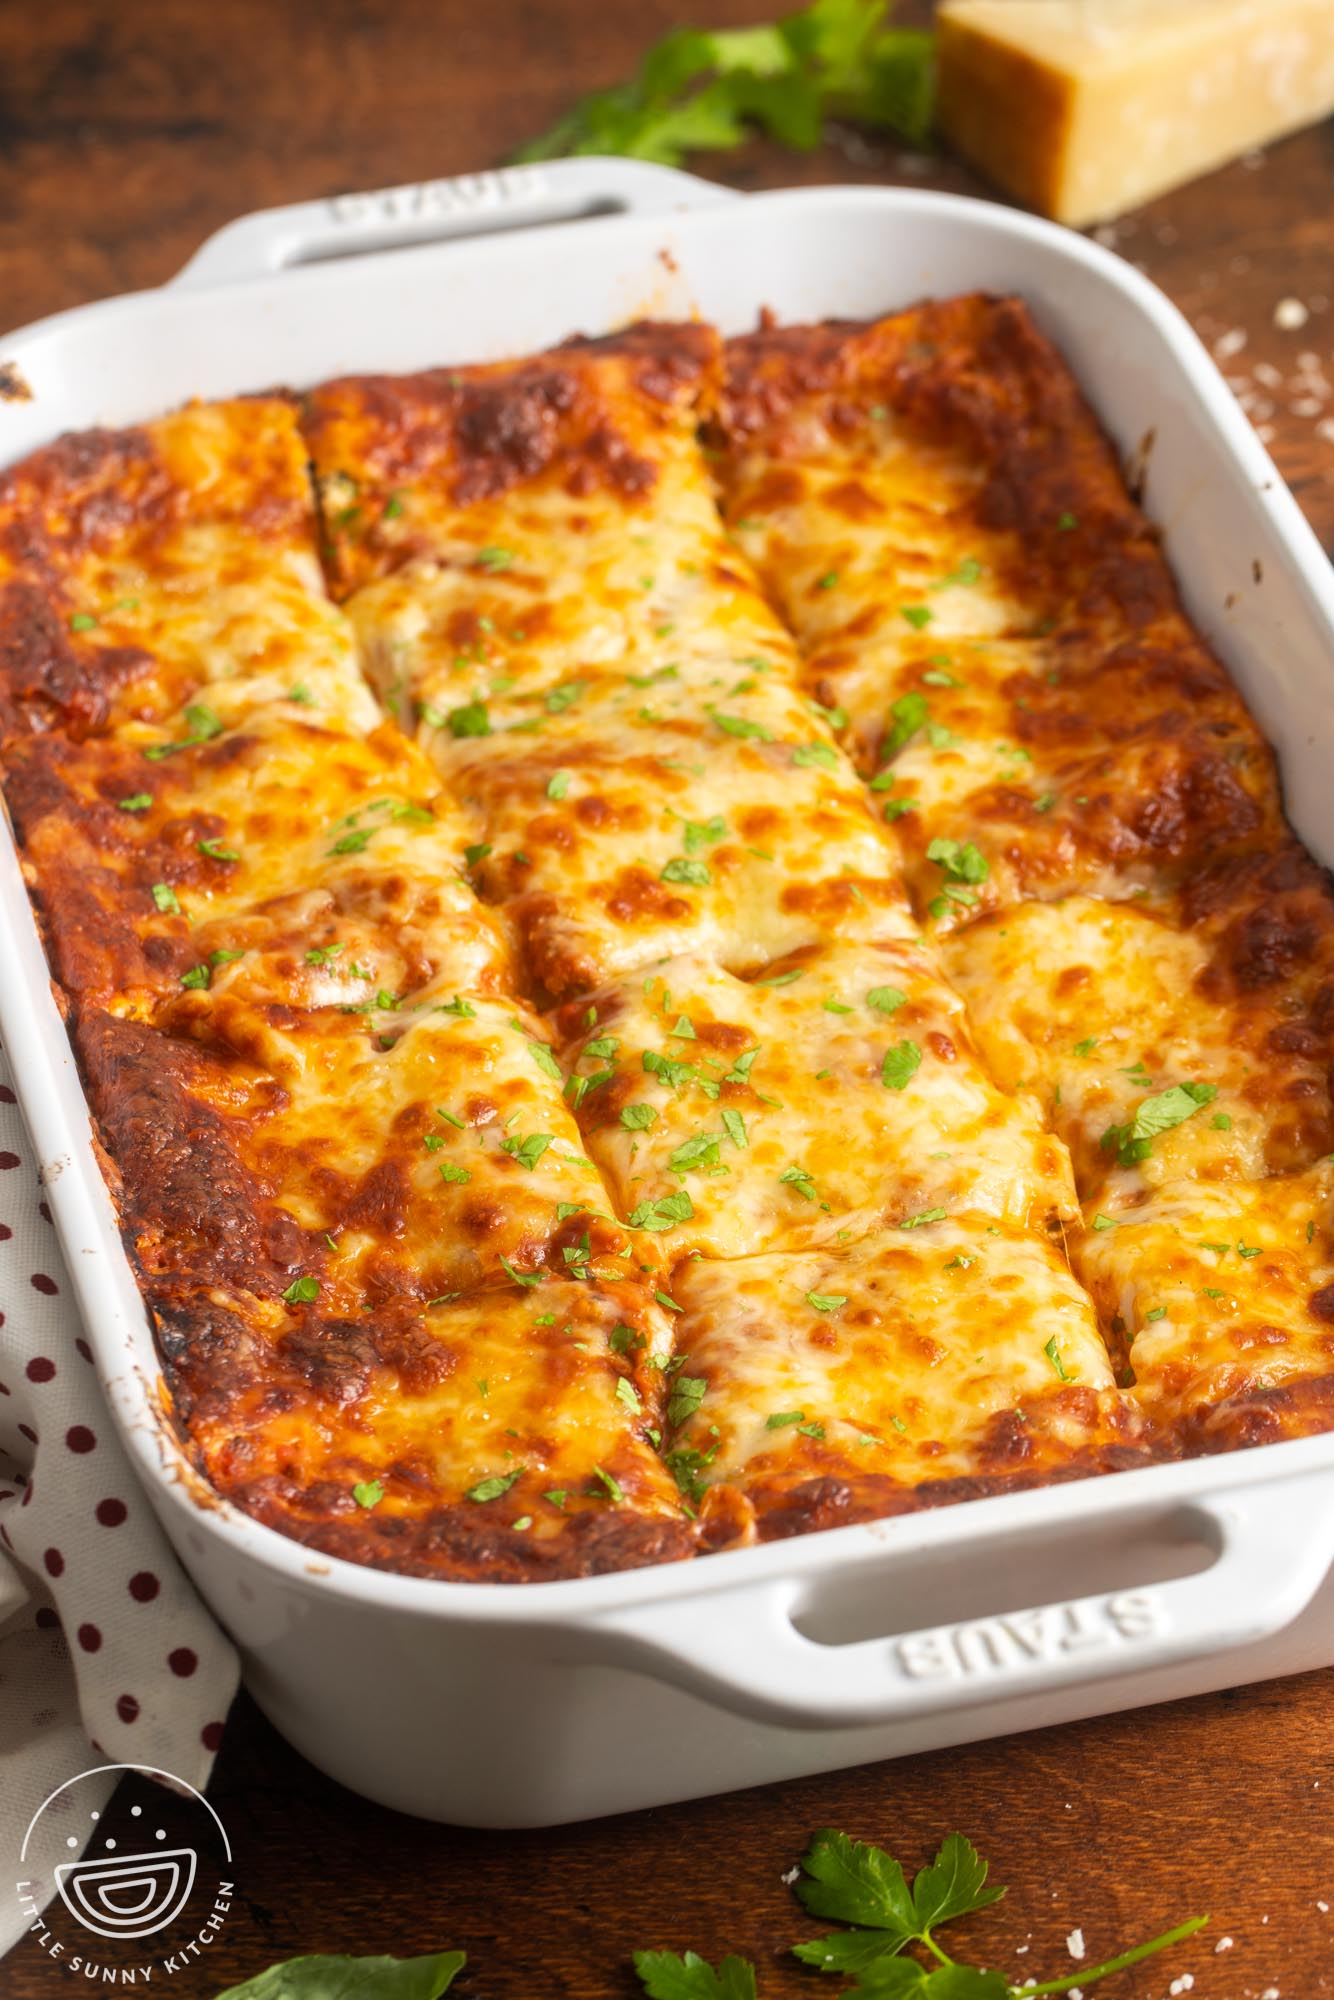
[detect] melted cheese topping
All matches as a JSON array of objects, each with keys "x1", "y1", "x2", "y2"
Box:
[
  {"x1": 1076, "y1": 1168, "x2": 1334, "y2": 1431},
  {"x1": 557, "y1": 941, "x2": 1076, "y2": 1257},
  {"x1": 719, "y1": 299, "x2": 1284, "y2": 938},
  {"x1": 941, "y1": 895, "x2": 1334, "y2": 1200},
  {"x1": 4, "y1": 308, "x2": 1330, "y2": 1580},
  {"x1": 670, "y1": 1219, "x2": 1150, "y2": 1545}
]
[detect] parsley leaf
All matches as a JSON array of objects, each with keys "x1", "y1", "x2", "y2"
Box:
[
  {"x1": 632, "y1": 1949, "x2": 756, "y2": 2000},
  {"x1": 446, "y1": 699, "x2": 491, "y2": 738},
  {"x1": 213, "y1": 1951, "x2": 466, "y2": 2000},
  {"x1": 881, "y1": 692, "x2": 928, "y2": 760},
  {"x1": 281, "y1": 1276, "x2": 320, "y2": 1305},
  {"x1": 881, "y1": 1040, "x2": 922, "y2": 1091},
  {"x1": 662, "y1": 856, "x2": 712, "y2": 886},
  {"x1": 621, "y1": 1103, "x2": 658, "y2": 1131},
  {"x1": 926, "y1": 838, "x2": 989, "y2": 885},
  {"x1": 1101, "y1": 1081, "x2": 1217, "y2": 1167},
  {"x1": 467, "y1": 1467, "x2": 524, "y2": 1503},
  {"x1": 793, "y1": 1830, "x2": 1003, "y2": 1976},
  {"x1": 352, "y1": 1480, "x2": 384, "y2": 1510},
  {"x1": 518, "y1": 3, "x2": 934, "y2": 174},
  {"x1": 867, "y1": 985, "x2": 906, "y2": 1015},
  {"x1": 628, "y1": 1191, "x2": 695, "y2": 1232}
]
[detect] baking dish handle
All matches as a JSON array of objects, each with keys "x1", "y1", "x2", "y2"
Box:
[
  {"x1": 589, "y1": 1475, "x2": 1334, "y2": 1730},
  {"x1": 168, "y1": 159, "x2": 737, "y2": 290}
]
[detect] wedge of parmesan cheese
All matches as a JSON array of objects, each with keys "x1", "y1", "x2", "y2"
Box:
[{"x1": 938, "y1": 0, "x2": 1334, "y2": 227}]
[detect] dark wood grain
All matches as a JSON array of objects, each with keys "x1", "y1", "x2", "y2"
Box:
[{"x1": 2, "y1": 3, "x2": 1332, "y2": 1995}]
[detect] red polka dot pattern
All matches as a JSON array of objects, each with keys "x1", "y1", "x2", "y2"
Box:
[{"x1": 0, "y1": 1040, "x2": 237, "y2": 1811}]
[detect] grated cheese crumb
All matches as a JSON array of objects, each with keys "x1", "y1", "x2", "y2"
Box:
[
  {"x1": 1214, "y1": 328, "x2": 1248, "y2": 360},
  {"x1": 1169, "y1": 1978, "x2": 1195, "y2": 1995},
  {"x1": 1215, "y1": 1936, "x2": 1234, "y2": 1951},
  {"x1": 1066, "y1": 1928, "x2": 1086, "y2": 1959},
  {"x1": 1274, "y1": 298, "x2": 1310, "y2": 331},
  {"x1": 780, "y1": 1865, "x2": 801, "y2": 1885}
]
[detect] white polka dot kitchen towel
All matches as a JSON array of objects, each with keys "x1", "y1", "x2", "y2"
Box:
[{"x1": 0, "y1": 1041, "x2": 238, "y2": 1961}]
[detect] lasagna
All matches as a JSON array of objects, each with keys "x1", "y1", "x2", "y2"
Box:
[{"x1": 1, "y1": 298, "x2": 1329, "y2": 1583}]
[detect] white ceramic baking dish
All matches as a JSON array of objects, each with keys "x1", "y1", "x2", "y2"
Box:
[{"x1": 4, "y1": 160, "x2": 1334, "y2": 1827}]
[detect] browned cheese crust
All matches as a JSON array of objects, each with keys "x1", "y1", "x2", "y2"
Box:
[{"x1": 1, "y1": 301, "x2": 1329, "y2": 1583}]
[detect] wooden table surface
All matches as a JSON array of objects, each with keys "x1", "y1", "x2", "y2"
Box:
[{"x1": 2, "y1": 3, "x2": 1332, "y2": 1995}]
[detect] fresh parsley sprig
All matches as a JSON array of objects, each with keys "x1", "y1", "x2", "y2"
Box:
[
  {"x1": 633, "y1": 1828, "x2": 1206, "y2": 1999},
  {"x1": 512, "y1": 0, "x2": 934, "y2": 170}
]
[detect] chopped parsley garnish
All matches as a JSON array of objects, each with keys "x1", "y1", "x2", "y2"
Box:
[
  {"x1": 69, "y1": 612, "x2": 98, "y2": 632},
  {"x1": 545, "y1": 678, "x2": 586, "y2": 713},
  {"x1": 1073, "y1": 1037, "x2": 1099, "y2": 1057},
  {"x1": 805, "y1": 1291, "x2": 846, "y2": 1313},
  {"x1": 438, "y1": 995, "x2": 477, "y2": 1018},
  {"x1": 144, "y1": 703, "x2": 223, "y2": 760},
  {"x1": 150, "y1": 882, "x2": 180, "y2": 914},
  {"x1": 463, "y1": 842, "x2": 492, "y2": 867},
  {"x1": 682, "y1": 814, "x2": 726, "y2": 853},
  {"x1": 881, "y1": 691, "x2": 928, "y2": 760},
  {"x1": 352, "y1": 1480, "x2": 384, "y2": 1509},
  {"x1": 615, "y1": 1377, "x2": 642, "y2": 1414},
  {"x1": 467, "y1": 1467, "x2": 524, "y2": 1502},
  {"x1": 590, "y1": 1465, "x2": 624, "y2": 1506},
  {"x1": 628, "y1": 1191, "x2": 695, "y2": 1232},
  {"x1": 668, "y1": 1376, "x2": 707, "y2": 1427},
  {"x1": 546, "y1": 770, "x2": 571, "y2": 800},
  {"x1": 766, "y1": 1410, "x2": 805, "y2": 1430},
  {"x1": 621, "y1": 1103, "x2": 658, "y2": 1131},
  {"x1": 815, "y1": 570, "x2": 839, "y2": 591},
  {"x1": 446, "y1": 699, "x2": 491, "y2": 738},
  {"x1": 179, "y1": 965, "x2": 210, "y2": 991},
  {"x1": 899, "y1": 1206, "x2": 947, "y2": 1229},
  {"x1": 881, "y1": 1040, "x2": 922, "y2": 1091},
  {"x1": 721, "y1": 1108, "x2": 748, "y2": 1149},
  {"x1": 528, "y1": 1040, "x2": 563, "y2": 1080},
  {"x1": 927, "y1": 837, "x2": 989, "y2": 884},
  {"x1": 1092, "y1": 1213, "x2": 1118, "y2": 1231},
  {"x1": 867, "y1": 985, "x2": 906, "y2": 1015},
  {"x1": 780, "y1": 1163, "x2": 820, "y2": 1203},
  {"x1": 500, "y1": 1255, "x2": 541, "y2": 1288},
  {"x1": 1101, "y1": 1081, "x2": 1217, "y2": 1167},
  {"x1": 118, "y1": 793, "x2": 152, "y2": 812},
  {"x1": 710, "y1": 709, "x2": 771, "y2": 741},
  {"x1": 1043, "y1": 1336, "x2": 1073, "y2": 1382},
  {"x1": 281, "y1": 1276, "x2": 320, "y2": 1305},
  {"x1": 197, "y1": 837, "x2": 240, "y2": 862},
  {"x1": 900, "y1": 604, "x2": 932, "y2": 629},
  {"x1": 932, "y1": 556, "x2": 984, "y2": 591},
  {"x1": 793, "y1": 740, "x2": 838, "y2": 769},
  {"x1": 1145, "y1": 1306, "x2": 1167, "y2": 1323},
  {"x1": 503, "y1": 1132, "x2": 553, "y2": 1171},
  {"x1": 474, "y1": 546, "x2": 516, "y2": 572},
  {"x1": 662, "y1": 856, "x2": 711, "y2": 887},
  {"x1": 330, "y1": 828, "x2": 373, "y2": 856}
]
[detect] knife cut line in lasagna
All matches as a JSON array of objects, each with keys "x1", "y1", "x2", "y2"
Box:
[{"x1": 1, "y1": 296, "x2": 1330, "y2": 1581}]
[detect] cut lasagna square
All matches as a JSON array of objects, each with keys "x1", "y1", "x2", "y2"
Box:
[
  {"x1": 666, "y1": 1219, "x2": 1156, "y2": 1548},
  {"x1": 159, "y1": 1275, "x2": 692, "y2": 1583},
  {"x1": 554, "y1": 940, "x2": 1076, "y2": 1258}
]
